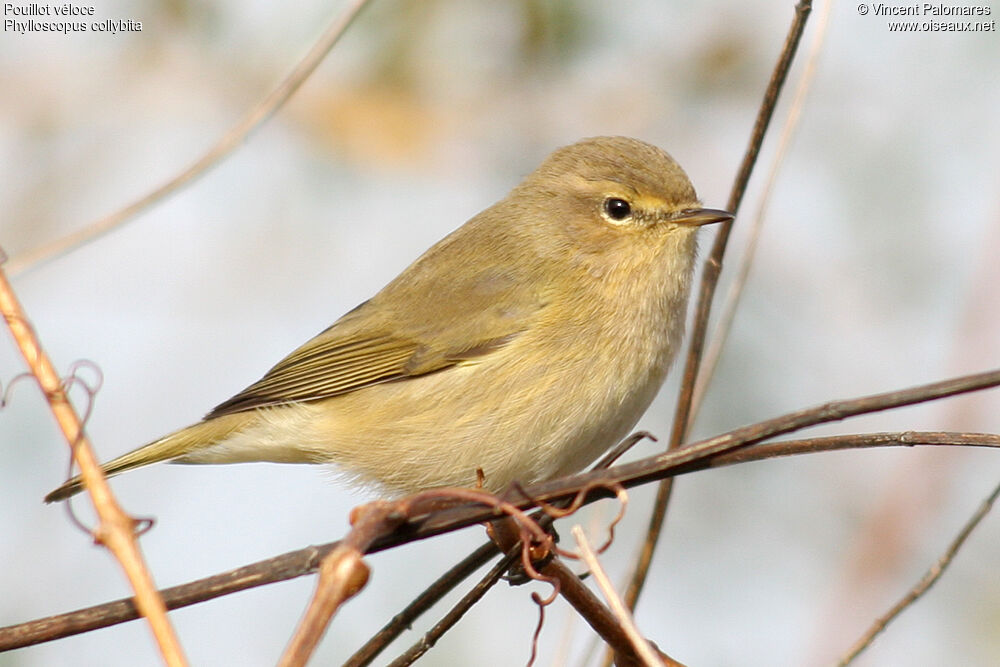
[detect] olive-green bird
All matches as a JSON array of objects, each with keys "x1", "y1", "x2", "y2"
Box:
[{"x1": 46, "y1": 136, "x2": 732, "y2": 503}]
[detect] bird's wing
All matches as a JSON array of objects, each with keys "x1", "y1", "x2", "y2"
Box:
[{"x1": 205, "y1": 260, "x2": 548, "y2": 418}]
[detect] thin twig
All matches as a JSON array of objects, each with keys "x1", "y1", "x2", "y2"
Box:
[
  {"x1": 540, "y1": 558, "x2": 645, "y2": 666},
  {"x1": 621, "y1": 0, "x2": 815, "y2": 630},
  {"x1": 593, "y1": 431, "x2": 657, "y2": 471},
  {"x1": 0, "y1": 254, "x2": 187, "y2": 666},
  {"x1": 343, "y1": 541, "x2": 499, "y2": 667},
  {"x1": 386, "y1": 545, "x2": 521, "y2": 667},
  {"x1": 0, "y1": 542, "x2": 334, "y2": 651},
  {"x1": 691, "y1": 0, "x2": 835, "y2": 416},
  {"x1": 475, "y1": 481, "x2": 634, "y2": 666},
  {"x1": 6, "y1": 0, "x2": 374, "y2": 277},
  {"x1": 572, "y1": 526, "x2": 666, "y2": 667},
  {"x1": 3, "y1": 428, "x2": 998, "y2": 650},
  {"x1": 836, "y1": 480, "x2": 1000, "y2": 666}
]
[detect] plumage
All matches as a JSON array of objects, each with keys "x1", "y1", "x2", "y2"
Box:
[{"x1": 44, "y1": 136, "x2": 732, "y2": 503}]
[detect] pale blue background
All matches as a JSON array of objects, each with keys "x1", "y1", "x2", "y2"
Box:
[{"x1": 1, "y1": 1, "x2": 998, "y2": 665}]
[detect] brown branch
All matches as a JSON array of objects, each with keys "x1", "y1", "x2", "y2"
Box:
[
  {"x1": 4, "y1": 429, "x2": 996, "y2": 651},
  {"x1": 283, "y1": 482, "x2": 571, "y2": 666},
  {"x1": 0, "y1": 542, "x2": 335, "y2": 650},
  {"x1": 509, "y1": 370, "x2": 1000, "y2": 511},
  {"x1": 623, "y1": 0, "x2": 815, "y2": 630},
  {"x1": 0, "y1": 253, "x2": 187, "y2": 666},
  {"x1": 6, "y1": 0, "x2": 374, "y2": 277},
  {"x1": 348, "y1": 433, "x2": 647, "y2": 666},
  {"x1": 386, "y1": 545, "x2": 521, "y2": 667},
  {"x1": 705, "y1": 431, "x2": 1000, "y2": 465},
  {"x1": 344, "y1": 541, "x2": 500, "y2": 667},
  {"x1": 469, "y1": 482, "x2": 639, "y2": 666},
  {"x1": 836, "y1": 480, "x2": 1000, "y2": 666}
]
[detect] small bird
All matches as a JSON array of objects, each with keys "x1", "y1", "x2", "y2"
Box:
[{"x1": 45, "y1": 136, "x2": 732, "y2": 503}]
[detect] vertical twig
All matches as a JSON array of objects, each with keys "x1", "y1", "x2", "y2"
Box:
[
  {"x1": 691, "y1": 0, "x2": 835, "y2": 416},
  {"x1": 618, "y1": 0, "x2": 814, "y2": 634},
  {"x1": 0, "y1": 251, "x2": 187, "y2": 667}
]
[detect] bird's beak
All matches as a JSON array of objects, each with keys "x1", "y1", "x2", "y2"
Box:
[{"x1": 673, "y1": 208, "x2": 735, "y2": 227}]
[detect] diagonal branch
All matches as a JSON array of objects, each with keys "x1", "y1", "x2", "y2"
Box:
[
  {"x1": 7, "y1": 0, "x2": 374, "y2": 277},
  {"x1": 836, "y1": 480, "x2": 1000, "y2": 666},
  {"x1": 278, "y1": 500, "x2": 406, "y2": 667},
  {"x1": 691, "y1": 0, "x2": 834, "y2": 417},
  {"x1": 572, "y1": 525, "x2": 669, "y2": 667},
  {"x1": 347, "y1": 432, "x2": 652, "y2": 666}
]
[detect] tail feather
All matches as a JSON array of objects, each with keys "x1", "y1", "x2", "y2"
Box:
[{"x1": 44, "y1": 415, "x2": 246, "y2": 503}]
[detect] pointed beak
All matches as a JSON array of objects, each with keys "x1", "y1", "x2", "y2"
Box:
[{"x1": 673, "y1": 208, "x2": 735, "y2": 227}]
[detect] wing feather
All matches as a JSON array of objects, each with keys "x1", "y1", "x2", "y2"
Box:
[
  {"x1": 206, "y1": 335, "x2": 420, "y2": 417},
  {"x1": 205, "y1": 213, "x2": 551, "y2": 419}
]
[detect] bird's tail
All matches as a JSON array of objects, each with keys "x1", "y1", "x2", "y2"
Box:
[{"x1": 44, "y1": 414, "x2": 246, "y2": 503}]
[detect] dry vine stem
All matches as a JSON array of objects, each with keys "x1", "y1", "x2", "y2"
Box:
[
  {"x1": 285, "y1": 479, "x2": 641, "y2": 666},
  {"x1": 349, "y1": 435, "x2": 651, "y2": 666},
  {"x1": 277, "y1": 500, "x2": 402, "y2": 667},
  {"x1": 345, "y1": 435, "x2": 654, "y2": 665},
  {"x1": 0, "y1": 251, "x2": 187, "y2": 667},
  {"x1": 622, "y1": 0, "x2": 814, "y2": 625},
  {"x1": 280, "y1": 485, "x2": 574, "y2": 666}
]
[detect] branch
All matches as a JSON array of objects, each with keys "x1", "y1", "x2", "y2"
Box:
[
  {"x1": 691, "y1": 0, "x2": 835, "y2": 416},
  {"x1": 282, "y1": 484, "x2": 564, "y2": 667},
  {"x1": 386, "y1": 546, "x2": 520, "y2": 667},
  {"x1": 0, "y1": 541, "x2": 334, "y2": 651},
  {"x1": 4, "y1": 432, "x2": 997, "y2": 649},
  {"x1": 625, "y1": 0, "x2": 814, "y2": 623},
  {"x1": 343, "y1": 541, "x2": 499, "y2": 667},
  {"x1": 538, "y1": 558, "x2": 655, "y2": 667},
  {"x1": 278, "y1": 501, "x2": 404, "y2": 667},
  {"x1": 348, "y1": 433, "x2": 650, "y2": 666},
  {"x1": 0, "y1": 252, "x2": 187, "y2": 666},
  {"x1": 6, "y1": 0, "x2": 374, "y2": 277},
  {"x1": 836, "y1": 480, "x2": 1000, "y2": 666}
]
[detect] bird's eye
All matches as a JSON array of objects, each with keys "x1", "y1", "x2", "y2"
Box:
[{"x1": 603, "y1": 198, "x2": 632, "y2": 222}]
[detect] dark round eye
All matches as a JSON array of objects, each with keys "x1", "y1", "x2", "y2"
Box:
[{"x1": 603, "y1": 197, "x2": 632, "y2": 221}]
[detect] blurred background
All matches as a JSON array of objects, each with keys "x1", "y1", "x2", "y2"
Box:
[{"x1": 1, "y1": 1, "x2": 998, "y2": 665}]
